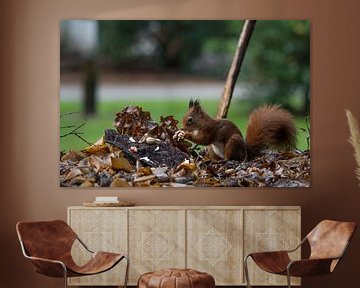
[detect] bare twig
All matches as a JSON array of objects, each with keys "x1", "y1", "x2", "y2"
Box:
[
  {"x1": 60, "y1": 112, "x2": 80, "y2": 118},
  {"x1": 60, "y1": 125, "x2": 76, "y2": 129},
  {"x1": 217, "y1": 20, "x2": 257, "y2": 119},
  {"x1": 72, "y1": 134, "x2": 93, "y2": 146},
  {"x1": 60, "y1": 115, "x2": 93, "y2": 146},
  {"x1": 60, "y1": 122, "x2": 87, "y2": 138}
]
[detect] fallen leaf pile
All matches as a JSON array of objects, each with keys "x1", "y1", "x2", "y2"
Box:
[{"x1": 60, "y1": 106, "x2": 310, "y2": 188}]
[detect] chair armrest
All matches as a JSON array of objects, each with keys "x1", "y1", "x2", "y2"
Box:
[
  {"x1": 247, "y1": 250, "x2": 290, "y2": 258},
  {"x1": 25, "y1": 255, "x2": 65, "y2": 266},
  {"x1": 25, "y1": 255, "x2": 67, "y2": 277},
  {"x1": 246, "y1": 237, "x2": 305, "y2": 258},
  {"x1": 19, "y1": 240, "x2": 67, "y2": 277},
  {"x1": 246, "y1": 251, "x2": 291, "y2": 274},
  {"x1": 245, "y1": 237, "x2": 307, "y2": 259},
  {"x1": 287, "y1": 258, "x2": 336, "y2": 277},
  {"x1": 285, "y1": 237, "x2": 307, "y2": 253},
  {"x1": 76, "y1": 236, "x2": 94, "y2": 253}
]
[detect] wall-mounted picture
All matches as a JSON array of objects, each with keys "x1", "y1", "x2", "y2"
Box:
[{"x1": 60, "y1": 20, "x2": 310, "y2": 188}]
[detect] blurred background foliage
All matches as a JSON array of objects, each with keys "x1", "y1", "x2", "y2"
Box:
[
  {"x1": 61, "y1": 20, "x2": 309, "y2": 113},
  {"x1": 61, "y1": 20, "x2": 310, "y2": 151},
  {"x1": 93, "y1": 20, "x2": 310, "y2": 114}
]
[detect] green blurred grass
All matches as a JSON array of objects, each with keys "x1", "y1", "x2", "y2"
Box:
[{"x1": 60, "y1": 100, "x2": 309, "y2": 152}]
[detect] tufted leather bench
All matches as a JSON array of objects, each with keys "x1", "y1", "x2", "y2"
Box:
[{"x1": 137, "y1": 268, "x2": 215, "y2": 288}]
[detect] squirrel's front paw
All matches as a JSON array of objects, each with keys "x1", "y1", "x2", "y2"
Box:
[{"x1": 173, "y1": 130, "x2": 186, "y2": 141}]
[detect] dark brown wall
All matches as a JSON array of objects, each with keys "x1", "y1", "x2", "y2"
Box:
[{"x1": 1, "y1": 0, "x2": 360, "y2": 287}]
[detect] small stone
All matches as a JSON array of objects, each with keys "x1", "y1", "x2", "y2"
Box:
[
  {"x1": 152, "y1": 167, "x2": 169, "y2": 182},
  {"x1": 174, "y1": 177, "x2": 191, "y2": 184},
  {"x1": 223, "y1": 178, "x2": 240, "y2": 187},
  {"x1": 99, "y1": 172, "x2": 112, "y2": 187}
]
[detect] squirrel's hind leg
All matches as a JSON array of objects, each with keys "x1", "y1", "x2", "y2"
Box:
[
  {"x1": 206, "y1": 146, "x2": 224, "y2": 161},
  {"x1": 224, "y1": 134, "x2": 247, "y2": 161}
]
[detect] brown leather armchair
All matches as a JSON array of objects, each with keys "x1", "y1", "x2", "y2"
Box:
[
  {"x1": 16, "y1": 220, "x2": 129, "y2": 288},
  {"x1": 244, "y1": 220, "x2": 356, "y2": 288}
]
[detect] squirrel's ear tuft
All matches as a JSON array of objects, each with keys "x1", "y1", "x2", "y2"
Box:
[
  {"x1": 189, "y1": 98, "x2": 200, "y2": 109},
  {"x1": 193, "y1": 98, "x2": 200, "y2": 108},
  {"x1": 189, "y1": 98, "x2": 194, "y2": 108}
]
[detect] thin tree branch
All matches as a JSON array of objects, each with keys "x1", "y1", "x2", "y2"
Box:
[
  {"x1": 60, "y1": 125, "x2": 76, "y2": 129},
  {"x1": 217, "y1": 20, "x2": 257, "y2": 119},
  {"x1": 60, "y1": 119, "x2": 93, "y2": 146},
  {"x1": 73, "y1": 134, "x2": 93, "y2": 146},
  {"x1": 60, "y1": 112, "x2": 80, "y2": 118},
  {"x1": 60, "y1": 122, "x2": 86, "y2": 138}
]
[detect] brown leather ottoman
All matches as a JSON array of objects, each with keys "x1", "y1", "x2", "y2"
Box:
[{"x1": 138, "y1": 268, "x2": 215, "y2": 288}]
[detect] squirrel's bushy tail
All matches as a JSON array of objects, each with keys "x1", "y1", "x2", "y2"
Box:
[{"x1": 245, "y1": 105, "x2": 297, "y2": 158}]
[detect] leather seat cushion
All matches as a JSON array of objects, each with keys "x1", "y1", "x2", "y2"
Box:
[{"x1": 138, "y1": 268, "x2": 215, "y2": 288}]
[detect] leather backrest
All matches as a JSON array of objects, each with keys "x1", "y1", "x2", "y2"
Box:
[
  {"x1": 16, "y1": 220, "x2": 77, "y2": 261},
  {"x1": 307, "y1": 220, "x2": 356, "y2": 260}
]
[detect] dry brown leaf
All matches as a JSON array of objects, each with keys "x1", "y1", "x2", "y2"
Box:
[
  {"x1": 89, "y1": 155, "x2": 110, "y2": 172},
  {"x1": 176, "y1": 162, "x2": 196, "y2": 172},
  {"x1": 172, "y1": 168, "x2": 187, "y2": 178},
  {"x1": 108, "y1": 146, "x2": 122, "y2": 155},
  {"x1": 66, "y1": 168, "x2": 82, "y2": 181},
  {"x1": 94, "y1": 135, "x2": 105, "y2": 146},
  {"x1": 114, "y1": 106, "x2": 153, "y2": 136},
  {"x1": 194, "y1": 177, "x2": 220, "y2": 186},
  {"x1": 82, "y1": 137, "x2": 109, "y2": 154},
  {"x1": 61, "y1": 150, "x2": 87, "y2": 162},
  {"x1": 82, "y1": 143, "x2": 109, "y2": 155},
  {"x1": 134, "y1": 175, "x2": 156, "y2": 183},
  {"x1": 80, "y1": 181, "x2": 94, "y2": 187},
  {"x1": 137, "y1": 167, "x2": 153, "y2": 176},
  {"x1": 111, "y1": 156, "x2": 132, "y2": 172},
  {"x1": 110, "y1": 177, "x2": 130, "y2": 187},
  {"x1": 71, "y1": 176, "x2": 87, "y2": 184}
]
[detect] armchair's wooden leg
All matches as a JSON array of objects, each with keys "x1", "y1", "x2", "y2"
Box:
[{"x1": 244, "y1": 255, "x2": 252, "y2": 288}]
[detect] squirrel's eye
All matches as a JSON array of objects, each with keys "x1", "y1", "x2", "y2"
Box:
[{"x1": 187, "y1": 117, "x2": 193, "y2": 124}]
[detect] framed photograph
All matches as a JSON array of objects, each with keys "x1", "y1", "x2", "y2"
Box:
[{"x1": 60, "y1": 20, "x2": 310, "y2": 188}]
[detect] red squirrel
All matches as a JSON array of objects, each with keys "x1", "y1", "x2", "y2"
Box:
[{"x1": 175, "y1": 99, "x2": 297, "y2": 161}]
